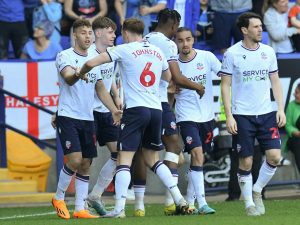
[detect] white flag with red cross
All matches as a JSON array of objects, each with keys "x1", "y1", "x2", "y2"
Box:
[{"x1": 1, "y1": 60, "x2": 59, "y2": 140}]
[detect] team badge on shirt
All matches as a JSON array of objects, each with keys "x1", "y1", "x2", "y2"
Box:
[
  {"x1": 197, "y1": 63, "x2": 204, "y2": 70},
  {"x1": 261, "y1": 52, "x2": 268, "y2": 60}
]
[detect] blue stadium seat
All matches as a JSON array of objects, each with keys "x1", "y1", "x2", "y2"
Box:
[
  {"x1": 262, "y1": 31, "x2": 269, "y2": 45},
  {"x1": 60, "y1": 36, "x2": 71, "y2": 50}
]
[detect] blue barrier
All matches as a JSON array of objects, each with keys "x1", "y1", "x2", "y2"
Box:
[{"x1": 0, "y1": 75, "x2": 7, "y2": 168}]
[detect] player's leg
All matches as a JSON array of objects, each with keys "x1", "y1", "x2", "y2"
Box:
[
  {"x1": 73, "y1": 120, "x2": 99, "y2": 219},
  {"x1": 105, "y1": 107, "x2": 149, "y2": 217},
  {"x1": 142, "y1": 109, "x2": 193, "y2": 215},
  {"x1": 179, "y1": 121, "x2": 215, "y2": 215},
  {"x1": 87, "y1": 145, "x2": 117, "y2": 215},
  {"x1": 52, "y1": 116, "x2": 84, "y2": 219},
  {"x1": 161, "y1": 102, "x2": 181, "y2": 214},
  {"x1": 132, "y1": 148, "x2": 147, "y2": 216},
  {"x1": 73, "y1": 158, "x2": 99, "y2": 219},
  {"x1": 253, "y1": 112, "x2": 281, "y2": 215},
  {"x1": 233, "y1": 115, "x2": 259, "y2": 216},
  {"x1": 87, "y1": 112, "x2": 118, "y2": 215}
]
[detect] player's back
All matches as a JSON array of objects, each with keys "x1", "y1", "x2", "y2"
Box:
[
  {"x1": 107, "y1": 41, "x2": 168, "y2": 110},
  {"x1": 144, "y1": 32, "x2": 178, "y2": 62},
  {"x1": 144, "y1": 32, "x2": 178, "y2": 103}
]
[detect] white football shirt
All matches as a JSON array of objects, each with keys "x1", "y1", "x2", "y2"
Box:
[
  {"x1": 175, "y1": 49, "x2": 221, "y2": 123},
  {"x1": 56, "y1": 48, "x2": 100, "y2": 120},
  {"x1": 88, "y1": 45, "x2": 115, "y2": 113},
  {"x1": 144, "y1": 32, "x2": 178, "y2": 103},
  {"x1": 218, "y1": 41, "x2": 278, "y2": 115},
  {"x1": 107, "y1": 41, "x2": 169, "y2": 110}
]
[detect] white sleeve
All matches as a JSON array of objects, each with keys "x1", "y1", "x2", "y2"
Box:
[
  {"x1": 56, "y1": 51, "x2": 71, "y2": 73},
  {"x1": 106, "y1": 45, "x2": 125, "y2": 62},
  {"x1": 208, "y1": 52, "x2": 222, "y2": 75},
  {"x1": 268, "y1": 48, "x2": 278, "y2": 74},
  {"x1": 218, "y1": 50, "x2": 234, "y2": 76},
  {"x1": 159, "y1": 40, "x2": 178, "y2": 62},
  {"x1": 162, "y1": 57, "x2": 169, "y2": 71}
]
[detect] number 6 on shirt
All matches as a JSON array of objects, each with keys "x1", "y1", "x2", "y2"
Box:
[{"x1": 140, "y1": 62, "x2": 155, "y2": 87}]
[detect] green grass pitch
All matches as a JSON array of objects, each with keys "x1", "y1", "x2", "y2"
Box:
[{"x1": 1, "y1": 200, "x2": 300, "y2": 225}]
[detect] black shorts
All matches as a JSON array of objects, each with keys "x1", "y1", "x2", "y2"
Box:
[
  {"x1": 178, "y1": 120, "x2": 215, "y2": 153},
  {"x1": 232, "y1": 111, "x2": 281, "y2": 157},
  {"x1": 57, "y1": 116, "x2": 97, "y2": 158},
  {"x1": 117, "y1": 107, "x2": 164, "y2": 151},
  {"x1": 94, "y1": 111, "x2": 119, "y2": 146},
  {"x1": 161, "y1": 102, "x2": 178, "y2": 136}
]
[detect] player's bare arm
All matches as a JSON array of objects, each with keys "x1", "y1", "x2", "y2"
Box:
[
  {"x1": 111, "y1": 81, "x2": 123, "y2": 110},
  {"x1": 162, "y1": 68, "x2": 172, "y2": 82},
  {"x1": 79, "y1": 52, "x2": 112, "y2": 77},
  {"x1": 269, "y1": 72, "x2": 286, "y2": 128},
  {"x1": 60, "y1": 66, "x2": 87, "y2": 86},
  {"x1": 169, "y1": 61, "x2": 205, "y2": 97},
  {"x1": 221, "y1": 75, "x2": 237, "y2": 135},
  {"x1": 95, "y1": 80, "x2": 123, "y2": 125}
]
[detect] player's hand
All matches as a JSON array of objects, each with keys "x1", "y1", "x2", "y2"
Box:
[
  {"x1": 51, "y1": 113, "x2": 57, "y2": 129},
  {"x1": 276, "y1": 110, "x2": 286, "y2": 128},
  {"x1": 226, "y1": 115, "x2": 237, "y2": 135},
  {"x1": 175, "y1": 86, "x2": 182, "y2": 94},
  {"x1": 112, "y1": 110, "x2": 123, "y2": 126},
  {"x1": 196, "y1": 84, "x2": 205, "y2": 98},
  {"x1": 73, "y1": 66, "x2": 89, "y2": 83},
  {"x1": 113, "y1": 96, "x2": 123, "y2": 110}
]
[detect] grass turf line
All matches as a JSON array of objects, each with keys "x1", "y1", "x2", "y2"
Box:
[{"x1": 0, "y1": 200, "x2": 299, "y2": 225}]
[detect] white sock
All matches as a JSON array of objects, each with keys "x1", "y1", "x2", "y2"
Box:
[
  {"x1": 74, "y1": 173, "x2": 89, "y2": 211},
  {"x1": 165, "y1": 169, "x2": 178, "y2": 206},
  {"x1": 186, "y1": 170, "x2": 195, "y2": 205},
  {"x1": 55, "y1": 165, "x2": 75, "y2": 200},
  {"x1": 238, "y1": 169, "x2": 254, "y2": 208},
  {"x1": 190, "y1": 166, "x2": 207, "y2": 207},
  {"x1": 151, "y1": 161, "x2": 183, "y2": 205},
  {"x1": 89, "y1": 158, "x2": 117, "y2": 198},
  {"x1": 133, "y1": 181, "x2": 146, "y2": 211},
  {"x1": 253, "y1": 160, "x2": 277, "y2": 193},
  {"x1": 114, "y1": 165, "x2": 130, "y2": 212}
]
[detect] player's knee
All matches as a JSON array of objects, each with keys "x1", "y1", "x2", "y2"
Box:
[
  {"x1": 239, "y1": 156, "x2": 253, "y2": 171},
  {"x1": 266, "y1": 150, "x2": 281, "y2": 166},
  {"x1": 164, "y1": 136, "x2": 182, "y2": 154},
  {"x1": 267, "y1": 156, "x2": 281, "y2": 166},
  {"x1": 78, "y1": 159, "x2": 92, "y2": 174},
  {"x1": 190, "y1": 147, "x2": 204, "y2": 166},
  {"x1": 67, "y1": 159, "x2": 82, "y2": 171}
]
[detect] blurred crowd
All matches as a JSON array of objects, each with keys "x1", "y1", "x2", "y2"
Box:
[{"x1": 1, "y1": 0, "x2": 300, "y2": 60}]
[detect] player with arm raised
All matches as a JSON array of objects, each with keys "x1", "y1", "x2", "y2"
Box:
[
  {"x1": 52, "y1": 19, "x2": 121, "y2": 220},
  {"x1": 139, "y1": 8, "x2": 204, "y2": 215},
  {"x1": 78, "y1": 18, "x2": 193, "y2": 218}
]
